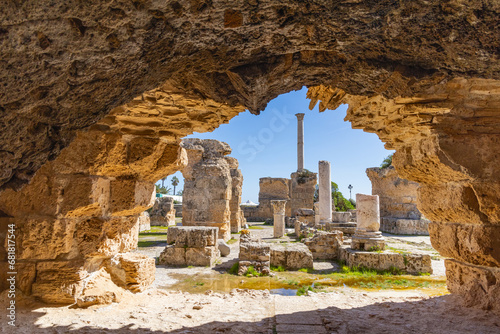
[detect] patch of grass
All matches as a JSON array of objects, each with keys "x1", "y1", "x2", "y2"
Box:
[
  {"x1": 418, "y1": 272, "x2": 431, "y2": 276},
  {"x1": 187, "y1": 266, "x2": 194, "y2": 269},
  {"x1": 368, "y1": 246, "x2": 383, "y2": 252},
  {"x1": 296, "y1": 285, "x2": 313, "y2": 296},
  {"x1": 244, "y1": 266, "x2": 264, "y2": 277},
  {"x1": 248, "y1": 226, "x2": 264, "y2": 230},
  {"x1": 284, "y1": 279, "x2": 299, "y2": 286},
  {"x1": 298, "y1": 268, "x2": 313, "y2": 273},
  {"x1": 137, "y1": 240, "x2": 164, "y2": 247},
  {"x1": 195, "y1": 282, "x2": 205, "y2": 286},
  {"x1": 271, "y1": 265, "x2": 286, "y2": 272},
  {"x1": 227, "y1": 238, "x2": 238, "y2": 245},
  {"x1": 228, "y1": 262, "x2": 239, "y2": 275}
]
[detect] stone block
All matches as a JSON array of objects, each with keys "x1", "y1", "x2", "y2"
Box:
[
  {"x1": 286, "y1": 243, "x2": 313, "y2": 270},
  {"x1": 239, "y1": 242, "x2": 270, "y2": 262},
  {"x1": 167, "y1": 226, "x2": 218, "y2": 247},
  {"x1": 304, "y1": 231, "x2": 343, "y2": 260},
  {"x1": 109, "y1": 179, "x2": 155, "y2": 216},
  {"x1": 445, "y1": 259, "x2": 500, "y2": 312},
  {"x1": 331, "y1": 212, "x2": 352, "y2": 223},
  {"x1": 138, "y1": 211, "x2": 151, "y2": 232},
  {"x1": 158, "y1": 245, "x2": 186, "y2": 266},
  {"x1": 270, "y1": 244, "x2": 287, "y2": 268},
  {"x1": 186, "y1": 246, "x2": 219, "y2": 267},
  {"x1": 106, "y1": 252, "x2": 155, "y2": 292},
  {"x1": 218, "y1": 239, "x2": 231, "y2": 257}
]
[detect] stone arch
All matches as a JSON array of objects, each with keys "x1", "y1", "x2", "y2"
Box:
[{"x1": 0, "y1": 1, "x2": 499, "y2": 311}]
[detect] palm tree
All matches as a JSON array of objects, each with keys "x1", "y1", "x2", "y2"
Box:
[
  {"x1": 161, "y1": 176, "x2": 168, "y2": 188},
  {"x1": 171, "y1": 176, "x2": 179, "y2": 195}
]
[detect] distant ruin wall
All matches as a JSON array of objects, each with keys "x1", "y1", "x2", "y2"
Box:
[{"x1": 367, "y1": 166, "x2": 429, "y2": 235}]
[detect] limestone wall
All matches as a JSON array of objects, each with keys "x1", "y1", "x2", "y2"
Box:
[
  {"x1": 181, "y1": 139, "x2": 243, "y2": 241},
  {"x1": 366, "y1": 166, "x2": 429, "y2": 235},
  {"x1": 149, "y1": 197, "x2": 176, "y2": 226},
  {"x1": 257, "y1": 177, "x2": 291, "y2": 219},
  {"x1": 289, "y1": 171, "x2": 317, "y2": 216}
]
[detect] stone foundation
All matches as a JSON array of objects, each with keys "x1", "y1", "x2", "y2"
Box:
[
  {"x1": 303, "y1": 231, "x2": 344, "y2": 260},
  {"x1": 339, "y1": 246, "x2": 433, "y2": 275},
  {"x1": 158, "y1": 226, "x2": 220, "y2": 267},
  {"x1": 270, "y1": 243, "x2": 313, "y2": 270},
  {"x1": 238, "y1": 242, "x2": 270, "y2": 276},
  {"x1": 137, "y1": 212, "x2": 151, "y2": 232},
  {"x1": 381, "y1": 217, "x2": 430, "y2": 235}
]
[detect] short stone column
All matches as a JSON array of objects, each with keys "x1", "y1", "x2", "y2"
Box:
[
  {"x1": 351, "y1": 194, "x2": 385, "y2": 251},
  {"x1": 314, "y1": 202, "x2": 320, "y2": 225},
  {"x1": 295, "y1": 113, "x2": 305, "y2": 171},
  {"x1": 318, "y1": 160, "x2": 332, "y2": 223},
  {"x1": 271, "y1": 200, "x2": 287, "y2": 238}
]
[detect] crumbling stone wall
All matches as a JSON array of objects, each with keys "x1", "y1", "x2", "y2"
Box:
[
  {"x1": 289, "y1": 171, "x2": 317, "y2": 217},
  {"x1": 366, "y1": 167, "x2": 430, "y2": 235},
  {"x1": 149, "y1": 196, "x2": 176, "y2": 226},
  {"x1": 181, "y1": 139, "x2": 233, "y2": 241},
  {"x1": 226, "y1": 157, "x2": 245, "y2": 233}
]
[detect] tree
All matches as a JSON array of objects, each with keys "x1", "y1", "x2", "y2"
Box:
[
  {"x1": 313, "y1": 182, "x2": 356, "y2": 211},
  {"x1": 155, "y1": 184, "x2": 172, "y2": 195},
  {"x1": 381, "y1": 154, "x2": 393, "y2": 169},
  {"x1": 177, "y1": 189, "x2": 183, "y2": 196},
  {"x1": 161, "y1": 176, "x2": 168, "y2": 188},
  {"x1": 171, "y1": 176, "x2": 179, "y2": 195}
]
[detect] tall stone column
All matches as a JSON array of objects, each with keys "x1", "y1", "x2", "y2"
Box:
[
  {"x1": 351, "y1": 194, "x2": 385, "y2": 251},
  {"x1": 271, "y1": 200, "x2": 287, "y2": 238},
  {"x1": 295, "y1": 113, "x2": 305, "y2": 171},
  {"x1": 318, "y1": 160, "x2": 332, "y2": 223}
]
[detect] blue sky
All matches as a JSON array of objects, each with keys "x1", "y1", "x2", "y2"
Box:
[{"x1": 158, "y1": 87, "x2": 394, "y2": 203}]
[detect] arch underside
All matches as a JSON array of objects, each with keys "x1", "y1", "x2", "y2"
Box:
[{"x1": 0, "y1": 0, "x2": 499, "y2": 311}]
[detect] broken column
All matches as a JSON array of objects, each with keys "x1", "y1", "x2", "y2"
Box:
[
  {"x1": 226, "y1": 157, "x2": 245, "y2": 233},
  {"x1": 296, "y1": 113, "x2": 305, "y2": 171},
  {"x1": 271, "y1": 200, "x2": 287, "y2": 238},
  {"x1": 181, "y1": 139, "x2": 233, "y2": 241},
  {"x1": 314, "y1": 202, "x2": 320, "y2": 225},
  {"x1": 351, "y1": 194, "x2": 385, "y2": 251},
  {"x1": 318, "y1": 160, "x2": 332, "y2": 223},
  {"x1": 149, "y1": 196, "x2": 176, "y2": 226}
]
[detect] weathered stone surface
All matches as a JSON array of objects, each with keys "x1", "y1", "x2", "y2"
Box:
[
  {"x1": 271, "y1": 200, "x2": 287, "y2": 238},
  {"x1": 270, "y1": 243, "x2": 313, "y2": 270},
  {"x1": 137, "y1": 211, "x2": 151, "y2": 232},
  {"x1": 239, "y1": 242, "x2": 271, "y2": 263},
  {"x1": 332, "y1": 212, "x2": 352, "y2": 223},
  {"x1": 304, "y1": 231, "x2": 343, "y2": 260},
  {"x1": 352, "y1": 194, "x2": 385, "y2": 251},
  {"x1": 158, "y1": 246, "x2": 186, "y2": 267},
  {"x1": 339, "y1": 246, "x2": 433, "y2": 275},
  {"x1": 181, "y1": 139, "x2": 233, "y2": 240},
  {"x1": 290, "y1": 171, "x2": 317, "y2": 217},
  {"x1": 367, "y1": 166, "x2": 430, "y2": 235},
  {"x1": 150, "y1": 197, "x2": 176, "y2": 226},
  {"x1": 167, "y1": 226, "x2": 218, "y2": 248},
  {"x1": 323, "y1": 222, "x2": 357, "y2": 236},
  {"x1": 218, "y1": 239, "x2": 231, "y2": 257},
  {"x1": 106, "y1": 253, "x2": 155, "y2": 293},
  {"x1": 226, "y1": 157, "x2": 245, "y2": 233},
  {"x1": 186, "y1": 246, "x2": 219, "y2": 267},
  {"x1": 446, "y1": 259, "x2": 500, "y2": 313}
]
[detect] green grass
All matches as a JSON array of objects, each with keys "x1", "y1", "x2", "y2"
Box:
[
  {"x1": 296, "y1": 285, "x2": 313, "y2": 296},
  {"x1": 298, "y1": 268, "x2": 314, "y2": 273},
  {"x1": 228, "y1": 262, "x2": 239, "y2": 275},
  {"x1": 139, "y1": 226, "x2": 170, "y2": 237},
  {"x1": 271, "y1": 265, "x2": 286, "y2": 272},
  {"x1": 195, "y1": 282, "x2": 205, "y2": 286},
  {"x1": 248, "y1": 226, "x2": 264, "y2": 230},
  {"x1": 137, "y1": 240, "x2": 165, "y2": 247},
  {"x1": 245, "y1": 266, "x2": 264, "y2": 277},
  {"x1": 227, "y1": 238, "x2": 238, "y2": 245}
]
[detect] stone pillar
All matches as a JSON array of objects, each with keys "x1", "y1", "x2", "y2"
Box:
[
  {"x1": 351, "y1": 194, "x2": 385, "y2": 251},
  {"x1": 295, "y1": 113, "x2": 305, "y2": 171},
  {"x1": 318, "y1": 160, "x2": 332, "y2": 223},
  {"x1": 314, "y1": 202, "x2": 320, "y2": 226},
  {"x1": 181, "y1": 139, "x2": 233, "y2": 241},
  {"x1": 271, "y1": 200, "x2": 287, "y2": 238},
  {"x1": 226, "y1": 157, "x2": 244, "y2": 233}
]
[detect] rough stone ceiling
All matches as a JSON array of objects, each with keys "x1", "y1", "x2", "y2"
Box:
[{"x1": 0, "y1": 0, "x2": 499, "y2": 190}]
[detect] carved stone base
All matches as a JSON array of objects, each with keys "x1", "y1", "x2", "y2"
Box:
[{"x1": 351, "y1": 230, "x2": 385, "y2": 251}]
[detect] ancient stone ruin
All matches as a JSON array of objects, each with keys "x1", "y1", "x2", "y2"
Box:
[
  {"x1": 243, "y1": 171, "x2": 317, "y2": 221},
  {"x1": 367, "y1": 166, "x2": 430, "y2": 235},
  {"x1": 0, "y1": 0, "x2": 499, "y2": 313},
  {"x1": 149, "y1": 196, "x2": 176, "y2": 227},
  {"x1": 181, "y1": 139, "x2": 243, "y2": 241},
  {"x1": 158, "y1": 226, "x2": 219, "y2": 267}
]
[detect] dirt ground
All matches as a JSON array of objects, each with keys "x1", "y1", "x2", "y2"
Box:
[{"x1": 3, "y1": 224, "x2": 499, "y2": 333}]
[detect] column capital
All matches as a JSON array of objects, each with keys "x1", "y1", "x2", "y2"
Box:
[{"x1": 295, "y1": 113, "x2": 305, "y2": 121}]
